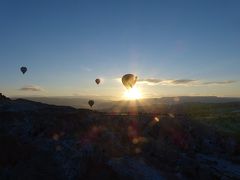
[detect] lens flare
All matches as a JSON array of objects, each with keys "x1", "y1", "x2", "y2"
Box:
[{"x1": 154, "y1": 117, "x2": 160, "y2": 122}]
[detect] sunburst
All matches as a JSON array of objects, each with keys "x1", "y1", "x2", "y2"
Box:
[{"x1": 123, "y1": 87, "x2": 142, "y2": 100}]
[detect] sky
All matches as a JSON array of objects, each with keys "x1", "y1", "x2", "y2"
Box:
[{"x1": 0, "y1": 0, "x2": 240, "y2": 99}]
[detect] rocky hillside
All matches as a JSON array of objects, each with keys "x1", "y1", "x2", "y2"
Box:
[{"x1": 0, "y1": 94, "x2": 240, "y2": 179}]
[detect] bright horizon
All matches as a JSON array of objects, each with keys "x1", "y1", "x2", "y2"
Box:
[{"x1": 1, "y1": 0, "x2": 240, "y2": 99}]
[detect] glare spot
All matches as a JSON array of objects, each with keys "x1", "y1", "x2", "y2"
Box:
[
  {"x1": 52, "y1": 133, "x2": 59, "y2": 141},
  {"x1": 123, "y1": 87, "x2": 142, "y2": 100},
  {"x1": 154, "y1": 117, "x2": 160, "y2": 122},
  {"x1": 132, "y1": 138, "x2": 139, "y2": 144},
  {"x1": 168, "y1": 113, "x2": 175, "y2": 118},
  {"x1": 135, "y1": 147, "x2": 141, "y2": 154}
]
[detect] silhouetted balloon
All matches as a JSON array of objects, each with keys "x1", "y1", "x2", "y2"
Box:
[
  {"x1": 20, "y1": 67, "x2": 27, "y2": 74},
  {"x1": 88, "y1": 100, "x2": 94, "y2": 107},
  {"x1": 95, "y1": 78, "x2": 100, "y2": 85},
  {"x1": 122, "y1": 74, "x2": 138, "y2": 89}
]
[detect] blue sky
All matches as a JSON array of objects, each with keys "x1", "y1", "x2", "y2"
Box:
[{"x1": 0, "y1": 0, "x2": 240, "y2": 98}]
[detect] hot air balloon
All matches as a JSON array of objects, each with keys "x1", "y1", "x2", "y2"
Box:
[
  {"x1": 95, "y1": 78, "x2": 100, "y2": 85},
  {"x1": 88, "y1": 100, "x2": 94, "y2": 107},
  {"x1": 20, "y1": 66, "x2": 27, "y2": 74},
  {"x1": 122, "y1": 74, "x2": 138, "y2": 89}
]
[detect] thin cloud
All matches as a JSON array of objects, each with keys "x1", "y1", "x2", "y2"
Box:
[
  {"x1": 202, "y1": 80, "x2": 237, "y2": 85},
  {"x1": 138, "y1": 79, "x2": 196, "y2": 86},
  {"x1": 138, "y1": 78, "x2": 163, "y2": 83},
  {"x1": 137, "y1": 78, "x2": 237, "y2": 86},
  {"x1": 172, "y1": 79, "x2": 196, "y2": 84},
  {"x1": 81, "y1": 66, "x2": 92, "y2": 72},
  {"x1": 19, "y1": 85, "x2": 44, "y2": 92}
]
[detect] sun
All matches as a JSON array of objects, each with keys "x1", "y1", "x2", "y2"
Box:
[{"x1": 123, "y1": 87, "x2": 142, "y2": 100}]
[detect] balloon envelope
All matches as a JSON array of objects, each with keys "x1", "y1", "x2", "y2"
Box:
[
  {"x1": 95, "y1": 79, "x2": 100, "y2": 85},
  {"x1": 20, "y1": 67, "x2": 27, "y2": 74},
  {"x1": 122, "y1": 74, "x2": 138, "y2": 89},
  {"x1": 88, "y1": 100, "x2": 94, "y2": 107}
]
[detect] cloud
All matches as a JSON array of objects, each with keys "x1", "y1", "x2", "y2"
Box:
[
  {"x1": 171, "y1": 79, "x2": 196, "y2": 84},
  {"x1": 138, "y1": 78, "x2": 163, "y2": 83},
  {"x1": 19, "y1": 85, "x2": 44, "y2": 92},
  {"x1": 202, "y1": 80, "x2": 237, "y2": 85},
  {"x1": 81, "y1": 66, "x2": 92, "y2": 72},
  {"x1": 137, "y1": 78, "x2": 237, "y2": 86},
  {"x1": 138, "y1": 78, "x2": 196, "y2": 86}
]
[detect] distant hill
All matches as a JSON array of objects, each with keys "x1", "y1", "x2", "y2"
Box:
[
  {"x1": 0, "y1": 95, "x2": 80, "y2": 112},
  {"x1": 157, "y1": 96, "x2": 240, "y2": 104},
  {"x1": 16, "y1": 97, "x2": 110, "y2": 109},
  {"x1": 9, "y1": 96, "x2": 240, "y2": 112},
  {"x1": 98, "y1": 96, "x2": 240, "y2": 112}
]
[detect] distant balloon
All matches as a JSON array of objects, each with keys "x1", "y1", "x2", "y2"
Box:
[
  {"x1": 95, "y1": 78, "x2": 100, "y2": 85},
  {"x1": 122, "y1": 74, "x2": 138, "y2": 89},
  {"x1": 20, "y1": 67, "x2": 27, "y2": 74},
  {"x1": 88, "y1": 100, "x2": 94, "y2": 107}
]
